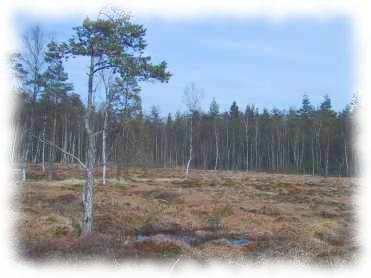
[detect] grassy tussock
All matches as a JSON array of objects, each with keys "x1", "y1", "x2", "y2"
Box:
[{"x1": 16, "y1": 165, "x2": 357, "y2": 264}]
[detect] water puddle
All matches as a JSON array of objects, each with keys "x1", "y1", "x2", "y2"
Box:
[
  {"x1": 136, "y1": 231, "x2": 251, "y2": 247},
  {"x1": 228, "y1": 238, "x2": 250, "y2": 246},
  {"x1": 136, "y1": 233, "x2": 196, "y2": 245}
]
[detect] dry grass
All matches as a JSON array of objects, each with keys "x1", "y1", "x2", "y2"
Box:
[{"x1": 16, "y1": 165, "x2": 358, "y2": 264}]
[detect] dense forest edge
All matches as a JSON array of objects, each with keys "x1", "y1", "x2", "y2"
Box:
[{"x1": 13, "y1": 87, "x2": 356, "y2": 177}]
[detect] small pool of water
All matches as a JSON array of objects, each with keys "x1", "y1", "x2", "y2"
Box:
[
  {"x1": 228, "y1": 238, "x2": 250, "y2": 246},
  {"x1": 136, "y1": 233, "x2": 196, "y2": 245},
  {"x1": 136, "y1": 232, "x2": 251, "y2": 247}
]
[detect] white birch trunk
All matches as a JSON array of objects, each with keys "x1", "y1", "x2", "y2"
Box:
[{"x1": 185, "y1": 117, "x2": 192, "y2": 176}]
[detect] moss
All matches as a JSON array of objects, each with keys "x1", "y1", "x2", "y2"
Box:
[
  {"x1": 213, "y1": 206, "x2": 234, "y2": 218},
  {"x1": 53, "y1": 225, "x2": 70, "y2": 237},
  {"x1": 72, "y1": 222, "x2": 82, "y2": 237},
  {"x1": 46, "y1": 216, "x2": 59, "y2": 224},
  {"x1": 255, "y1": 191, "x2": 275, "y2": 199}
]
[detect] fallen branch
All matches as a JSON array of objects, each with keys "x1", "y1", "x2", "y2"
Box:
[
  {"x1": 92, "y1": 130, "x2": 103, "y2": 137},
  {"x1": 29, "y1": 134, "x2": 86, "y2": 169}
]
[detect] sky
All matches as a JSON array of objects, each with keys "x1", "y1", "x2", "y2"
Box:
[{"x1": 13, "y1": 12, "x2": 354, "y2": 116}]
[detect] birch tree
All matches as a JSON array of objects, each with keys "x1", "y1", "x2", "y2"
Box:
[{"x1": 183, "y1": 83, "x2": 203, "y2": 176}]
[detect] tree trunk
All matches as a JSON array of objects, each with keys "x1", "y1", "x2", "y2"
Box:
[
  {"x1": 311, "y1": 135, "x2": 315, "y2": 176},
  {"x1": 185, "y1": 117, "x2": 192, "y2": 176},
  {"x1": 33, "y1": 135, "x2": 40, "y2": 164},
  {"x1": 242, "y1": 118, "x2": 249, "y2": 172},
  {"x1": 51, "y1": 111, "x2": 57, "y2": 162},
  {"x1": 344, "y1": 139, "x2": 349, "y2": 176},
  {"x1": 42, "y1": 113, "x2": 46, "y2": 172},
  {"x1": 214, "y1": 121, "x2": 219, "y2": 171},
  {"x1": 82, "y1": 52, "x2": 96, "y2": 236},
  {"x1": 102, "y1": 108, "x2": 108, "y2": 185},
  {"x1": 63, "y1": 115, "x2": 68, "y2": 163},
  {"x1": 325, "y1": 134, "x2": 330, "y2": 177}
]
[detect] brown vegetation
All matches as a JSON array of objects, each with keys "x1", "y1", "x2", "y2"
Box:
[{"x1": 16, "y1": 165, "x2": 357, "y2": 264}]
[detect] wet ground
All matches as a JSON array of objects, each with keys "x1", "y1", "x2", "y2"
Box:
[
  {"x1": 136, "y1": 231, "x2": 251, "y2": 247},
  {"x1": 16, "y1": 165, "x2": 357, "y2": 263}
]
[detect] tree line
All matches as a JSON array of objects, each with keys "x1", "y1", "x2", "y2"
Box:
[
  {"x1": 11, "y1": 9, "x2": 356, "y2": 235},
  {"x1": 14, "y1": 68, "x2": 356, "y2": 178}
]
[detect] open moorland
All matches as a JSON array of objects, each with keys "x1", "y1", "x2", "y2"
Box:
[{"x1": 16, "y1": 165, "x2": 357, "y2": 264}]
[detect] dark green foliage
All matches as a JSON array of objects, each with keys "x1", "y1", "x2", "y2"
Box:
[{"x1": 66, "y1": 12, "x2": 171, "y2": 82}]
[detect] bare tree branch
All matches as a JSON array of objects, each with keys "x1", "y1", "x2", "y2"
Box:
[{"x1": 30, "y1": 134, "x2": 86, "y2": 168}]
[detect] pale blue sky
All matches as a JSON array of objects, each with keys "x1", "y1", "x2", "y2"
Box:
[{"x1": 14, "y1": 13, "x2": 354, "y2": 115}]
